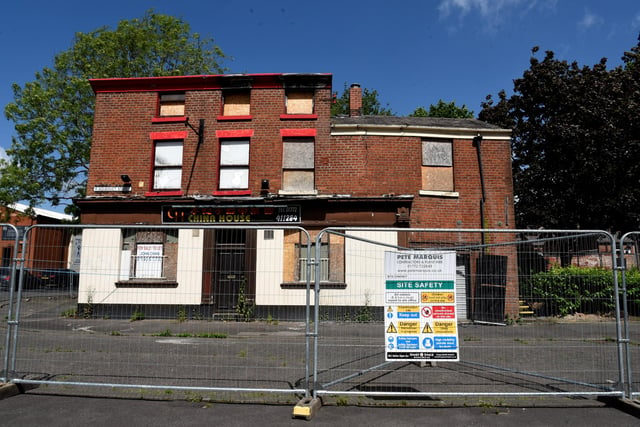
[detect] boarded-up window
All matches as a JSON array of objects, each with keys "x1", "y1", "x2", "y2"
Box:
[
  {"x1": 223, "y1": 91, "x2": 251, "y2": 116},
  {"x1": 219, "y1": 139, "x2": 250, "y2": 189},
  {"x1": 290, "y1": 231, "x2": 344, "y2": 283},
  {"x1": 422, "y1": 140, "x2": 454, "y2": 191},
  {"x1": 159, "y1": 93, "x2": 185, "y2": 117},
  {"x1": 286, "y1": 91, "x2": 314, "y2": 114},
  {"x1": 283, "y1": 138, "x2": 314, "y2": 192}
]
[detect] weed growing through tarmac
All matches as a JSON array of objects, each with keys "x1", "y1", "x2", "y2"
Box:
[
  {"x1": 61, "y1": 308, "x2": 77, "y2": 318},
  {"x1": 130, "y1": 309, "x2": 145, "y2": 322},
  {"x1": 177, "y1": 306, "x2": 187, "y2": 322},
  {"x1": 150, "y1": 329, "x2": 227, "y2": 339}
]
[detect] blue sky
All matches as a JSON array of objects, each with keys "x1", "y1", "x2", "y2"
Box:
[{"x1": 1, "y1": 0, "x2": 640, "y2": 165}]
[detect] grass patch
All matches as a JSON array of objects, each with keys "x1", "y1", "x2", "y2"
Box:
[
  {"x1": 151, "y1": 329, "x2": 227, "y2": 339},
  {"x1": 130, "y1": 310, "x2": 145, "y2": 322},
  {"x1": 61, "y1": 308, "x2": 78, "y2": 318}
]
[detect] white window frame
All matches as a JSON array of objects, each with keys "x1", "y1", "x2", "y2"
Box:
[
  {"x1": 153, "y1": 141, "x2": 183, "y2": 190},
  {"x1": 219, "y1": 139, "x2": 250, "y2": 189}
]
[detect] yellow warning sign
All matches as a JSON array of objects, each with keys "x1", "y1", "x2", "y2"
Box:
[
  {"x1": 422, "y1": 322, "x2": 433, "y2": 334},
  {"x1": 387, "y1": 306, "x2": 393, "y2": 313},
  {"x1": 421, "y1": 292, "x2": 455, "y2": 303},
  {"x1": 433, "y1": 321, "x2": 457, "y2": 334},
  {"x1": 397, "y1": 321, "x2": 420, "y2": 334},
  {"x1": 397, "y1": 306, "x2": 419, "y2": 312},
  {"x1": 386, "y1": 322, "x2": 397, "y2": 333}
]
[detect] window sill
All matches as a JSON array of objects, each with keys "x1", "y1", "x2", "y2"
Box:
[
  {"x1": 116, "y1": 280, "x2": 178, "y2": 288},
  {"x1": 419, "y1": 190, "x2": 459, "y2": 198},
  {"x1": 145, "y1": 190, "x2": 184, "y2": 197},
  {"x1": 213, "y1": 190, "x2": 252, "y2": 196},
  {"x1": 152, "y1": 116, "x2": 187, "y2": 123},
  {"x1": 217, "y1": 115, "x2": 252, "y2": 121},
  {"x1": 280, "y1": 282, "x2": 347, "y2": 290},
  {"x1": 278, "y1": 189, "x2": 318, "y2": 196},
  {"x1": 280, "y1": 114, "x2": 317, "y2": 120}
]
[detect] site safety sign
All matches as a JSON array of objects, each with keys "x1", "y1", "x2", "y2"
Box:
[{"x1": 384, "y1": 250, "x2": 459, "y2": 362}]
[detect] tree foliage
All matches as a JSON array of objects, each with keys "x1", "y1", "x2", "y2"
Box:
[
  {"x1": 479, "y1": 38, "x2": 640, "y2": 232},
  {"x1": 410, "y1": 100, "x2": 474, "y2": 118},
  {"x1": 2, "y1": 10, "x2": 228, "y2": 215},
  {"x1": 331, "y1": 84, "x2": 393, "y2": 116}
]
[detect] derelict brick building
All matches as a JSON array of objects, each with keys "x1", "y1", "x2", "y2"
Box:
[{"x1": 76, "y1": 73, "x2": 515, "y2": 321}]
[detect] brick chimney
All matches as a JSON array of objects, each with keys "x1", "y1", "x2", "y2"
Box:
[{"x1": 349, "y1": 83, "x2": 362, "y2": 117}]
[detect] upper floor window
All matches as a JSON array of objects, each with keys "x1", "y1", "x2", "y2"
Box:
[
  {"x1": 421, "y1": 139, "x2": 456, "y2": 195},
  {"x1": 159, "y1": 92, "x2": 185, "y2": 117},
  {"x1": 153, "y1": 141, "x2": 183, "y2": 190},
  {"x1": 219, "y1": 139, "x2": 250, "y2": 190},
  {"x1": 2, "y1": 226, "x2": 26, "y2": 241},
  {"x1": 285, "y1": 90, "x2": 314, "y2": 114},
  {"x1": 222, "y1": 91, "x2": 251, "y2": 116},
  {"x1": 282, "y1": 137, "x2": 315, "y2": 194}
]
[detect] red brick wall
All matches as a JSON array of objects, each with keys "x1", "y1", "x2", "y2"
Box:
[
  {"x1": 88, "y1": 85, "x2": 333, "y2": 197},
  {"x1": 317, "y1": 134, "x2": 515, "y2": 230},
  {"x1": 87, "y1": 76, "x2": 514, "y2": 232}
]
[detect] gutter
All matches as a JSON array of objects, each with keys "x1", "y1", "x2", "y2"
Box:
[{"x1": 473, "y1": 134, "x2": 487, "y2": 251}]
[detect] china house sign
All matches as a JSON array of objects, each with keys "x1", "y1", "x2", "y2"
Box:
[{"x1": 161, "y1": 205, "x2": 301, "y2": 224}]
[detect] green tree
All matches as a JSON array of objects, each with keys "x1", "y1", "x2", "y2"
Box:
[
  {"x1": 410, "y1": 100, "x2": 474, "y2": 118},
  {"x1": 479, "y1": 39, "x2": 640, "y2": 232},
  {"x1": 2, "y1": 10, "x2": 228, "y2": 215},
  {"x1": 331, "y1": 84, "x2": 393, "y2": 116}
]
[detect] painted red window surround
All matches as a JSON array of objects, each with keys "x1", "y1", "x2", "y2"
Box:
[
  {"x1": 280, "y1": 114, "x2": 317, "y2": 120},
  {"x1": 148, "y1": 132, "x2": 187, "y2": 196},
  {"x1": 151, "y1": 116, "x2": 187, "y2": 123},
  {"x1": 150, "y1": 131, "x2": 188, "y2": 140},
  {"x1": 144, "y1": 190, "x2": 184, "y2": 197},
  {"x1": 280, "y1": 129, "x2": 317, "y2": 137},
  {"x1": 217, "y1": 115, "x2": 253, "y2": 121},
  {"x1": 213, "y1": 190, "x2": 252, "y2": 196},
  {"x1": 215, "y1": 129, "x2": 254, "y2": 138}
]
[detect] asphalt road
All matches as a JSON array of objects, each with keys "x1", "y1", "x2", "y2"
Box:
[
  {"x1": 1, "y1": 292, "x2": 639, "y2": 425},
  {"x1": 1, "y1": 392, "x2": 639, "y2": 426}
]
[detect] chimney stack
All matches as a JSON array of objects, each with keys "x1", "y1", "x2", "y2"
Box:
[{"x1": 349, "y1": 83, "x2": 362, "y2": 117}]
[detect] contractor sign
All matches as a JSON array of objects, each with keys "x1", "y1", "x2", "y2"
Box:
[{"x1": 384, "y1": 250, "x2": 459, "y2": 362}]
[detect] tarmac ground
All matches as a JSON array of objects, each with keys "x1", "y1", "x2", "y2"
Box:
[
  {"x1": 1, "y1": 292, "x2": 640, "y2": 425},
  {"x1": 0, "y1": 390, "x2": 639, "y2": 426}
]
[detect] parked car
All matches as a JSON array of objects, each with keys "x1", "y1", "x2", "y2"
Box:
[
  {"x1": 0, "y1": 267, "x2": 46, "y2": 291},
  {"x1": 34, "y1": 268, "x2": 79, "y2": 289}
]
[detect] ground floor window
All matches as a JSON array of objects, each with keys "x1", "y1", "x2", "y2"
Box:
[
  {"x1": 285, "y1": 230, "x2": 344, "y2": 284},
  {"x1": 121, "y1": 229, "x2": 178, "y2": 281}
]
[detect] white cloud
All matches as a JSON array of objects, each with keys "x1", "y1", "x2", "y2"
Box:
[
  {"x1": 437, "y1": 0, "x2": 543, "y2": 32},
  {"x1": 438, "y1": 0, "x2": 529, "y2": 18},
  {"x1": 577, "y1": 9, "x2": 604, "y2": 31},
  {"x1": 632, "y1": 12, "x2": 640, "y2": 31},
  {"x1": 0, "y1": 147, "x2": 8, "y2": 163}
]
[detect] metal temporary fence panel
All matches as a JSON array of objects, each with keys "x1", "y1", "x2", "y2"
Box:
[
  {"x1": 1, "y1": 223, "x2": 21, "y2": 384},
  {"x1": 311, "y1": 228, "x2": 628, "y2": 401},
  {"x1": 619, "y1": 232, "x2": 640, "y2": 400},
  {"x1": 3, "y1": 224, "x2": 313, "y2": 401}
]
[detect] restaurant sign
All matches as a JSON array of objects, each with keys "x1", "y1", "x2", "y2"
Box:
[{"x1": 162, "y1": 205, "x2": 301, "y2": 224}]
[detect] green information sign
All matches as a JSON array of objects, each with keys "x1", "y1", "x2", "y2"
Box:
[{"x1": 386, "y1": 280, "x2": 455, "y2": 290}]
